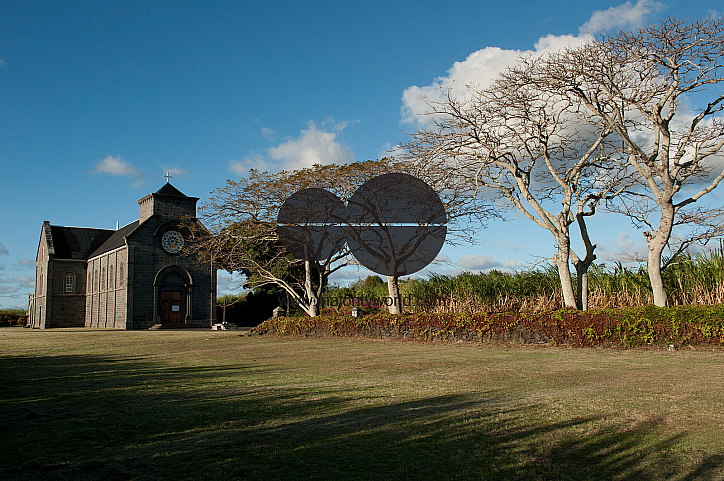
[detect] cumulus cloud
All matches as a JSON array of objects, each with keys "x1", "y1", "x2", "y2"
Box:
[
  {"x1": 95, "y1": 155, "x2": 145, "y2": 187},
  {"x1": 401, "y1": 37, "x2": 592, "y2": 126},
  {"x1": 229, "y1": 120, "x2": 355, "y2": 174},
  {"x1": 456, "y1": 254, "x2": 503, "y2": 271},
  {"x1": 0, "y1": 241, "x2": 7, "y2": 255},
  {"x1": 268, "y1": 121, "x2": 354, "y2": 169},
  {"x1": 579, "y1": 0, "x2": 665, "y2": 34},
  {"x1": 401, "y1": 0, "x2": 663, "y2": 126}
]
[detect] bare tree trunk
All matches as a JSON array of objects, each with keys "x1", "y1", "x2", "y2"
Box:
[
  {"x1": 304, "y1": 261, "x2": 319, "y2": 317},
  {"x1": 647, "y1": 238, "x2": 668, "y2": 307},
  {"x1": 573, "y1": 213, "x2": 596, "y2": 311},
  {"x1": 386, "y1": 275, "x2": 402, "y2": 314},
  {"x1": 575, "y1": 264, "x2": 589, "y2": 311},
  {"x1": 645, "y1": 206, "x2": 674, "y2": 307},
  {"x1": 554, "y1": 242, "x2": 577, "y2": 308}
]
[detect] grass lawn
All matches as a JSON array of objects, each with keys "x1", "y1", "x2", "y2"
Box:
[{"x1": 1, "y1": 328, "x2": 723, "y2": 480}]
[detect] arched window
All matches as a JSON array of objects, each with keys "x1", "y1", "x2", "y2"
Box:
[
  {"x1": 39, "y1": 272, "x2": 43, "y2": 295},
  {"x1": 64, "y1": 273, "x2": 75, "y2": 293},
  {"x1": 119, "y1": 263, "x2": 124, "y2": 286},
  {"x1": 109, "y1": 265, "x2": 115, "y2": 289},
  {"x1": 94, "y1": 269, "x2": 98, "y2": 292},
  {"x1": 101, "y1": 267, "x2": 106, "y2": 290}
]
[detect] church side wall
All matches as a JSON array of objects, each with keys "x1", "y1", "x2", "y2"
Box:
[
  {"x1": 86, "y1": 247, "x2": 129, "y2": 329},
  {"x1": 45, "y1": 259, "x2": 86, "y2": 328}
]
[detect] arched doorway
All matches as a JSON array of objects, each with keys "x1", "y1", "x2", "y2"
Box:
[{"x1": 154, "y1": 266, "x2": 193, "y2": 325}]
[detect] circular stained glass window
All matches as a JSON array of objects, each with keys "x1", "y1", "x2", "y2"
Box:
[{"x1": 161, "y1": 230, "x2": 184, "y2": 254}]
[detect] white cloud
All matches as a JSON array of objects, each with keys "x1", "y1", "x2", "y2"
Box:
[
  {"x1": 18, "y1": 259, "x2": 35, "y2": 267},
  {"x1": 0, "y1": 241, "x2": 7, "y2": 255},
  {"x1": 95, "y1": 155, "x2": 145, "y2": 187},
  {"x1": 401, "y1": 0, "x2": 665, "y2": 127},
  {"x1": 579, "y1": 0, "x2": 665, "y2": 34},
  {"x1": 229, "y1": 120, "x2": 355, "y2": 174},
  {"x1": 401, "y1": 38, "x2": 592, "y2": 126},
  {"x1": 456, "y1": 254, "x2": 502, "y2": 271},
  {"x1": 268, "y1": 121, "x2": 354, "y2": 169},
  {"x1": 0, "y1": 58, "x2": 6, "y2": 71}
]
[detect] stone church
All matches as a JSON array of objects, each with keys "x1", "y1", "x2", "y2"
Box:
[{"x1": 28, "y1": 183, "x2": 217, "y2": 329}]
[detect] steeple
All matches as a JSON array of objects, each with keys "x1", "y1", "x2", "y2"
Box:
[{"x1": 137, "y1": 183, "x2": 199, "y2": 223}]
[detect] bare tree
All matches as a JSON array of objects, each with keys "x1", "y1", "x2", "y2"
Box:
[
  {"x1": 403, "y1": 73, "x2": 634, "y2": 310},
  {"x1": 526, "y1": 17, "x2": 724, "y2": 306}
]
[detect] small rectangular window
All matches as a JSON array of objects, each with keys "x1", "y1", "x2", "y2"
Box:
[{"x1": 65, "y1": 273, "x2": 75, "y2": 293}]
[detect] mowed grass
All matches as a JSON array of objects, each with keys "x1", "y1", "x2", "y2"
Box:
[{"x1": 1, "y1": 329, "x2": 724, "y2": 480}]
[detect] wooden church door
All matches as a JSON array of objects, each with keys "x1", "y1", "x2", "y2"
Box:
[{"x1": 160, "y1": 290, "x2": 184, "y2": 324}]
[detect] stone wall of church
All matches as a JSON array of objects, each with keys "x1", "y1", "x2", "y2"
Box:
[
  {"x1": 86, "y1": 247, "x2": 129, "y2": 329},
  {"x1": 29, "y1": 241, "x2": 48, "y2": 328},
  {"x1": 45, "y1": 259, "x2": 86, "y2": 327}
]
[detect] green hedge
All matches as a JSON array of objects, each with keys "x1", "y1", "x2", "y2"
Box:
[{"x1": 254, "y1": 305, "x2": 724, "y2": 348}]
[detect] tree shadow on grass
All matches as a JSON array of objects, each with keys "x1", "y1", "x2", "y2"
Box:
[{"x1": 1, "y1": 354, "x2": 722, "y2": 481}]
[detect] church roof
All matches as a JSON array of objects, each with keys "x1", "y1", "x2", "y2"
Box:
[
  {"x1": 88, "y1": 220, "x2": 140, "y2": 259},
  {"x1": 155, "y1": 183, "x2": 187, "y2": 196},
  {"x1": 48, "y1": 225, "x2": 115, "y2": 260}
]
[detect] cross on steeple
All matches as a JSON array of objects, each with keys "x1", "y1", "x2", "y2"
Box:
[{"x1": 164, "y1": 171, "x2": 172, "y2": 183}]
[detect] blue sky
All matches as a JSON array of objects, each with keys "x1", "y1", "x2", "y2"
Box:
[{"x1": 1, "y1": 0, "x2": 721, "y2": 308}]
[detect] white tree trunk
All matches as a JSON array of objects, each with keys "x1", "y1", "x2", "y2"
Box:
[
  {"x1": 386, "y1": 275, "x2": 402, "y2": 314},
  {"x1": 647, "y1": 238, "x2": 668, "y2": 307},
  {"x1": 554, "y1": 243, "x2": 577, "y2": 308},
  {"x1": 304, "y1": 260, "x2": 319, "y2": 317},
  {"x1": 645, "y1": 206, "x2": 674, "y2": 308}
]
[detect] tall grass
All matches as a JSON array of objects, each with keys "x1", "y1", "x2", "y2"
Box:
[{"x1": 326, "y1": 248, "x2": 724, "y2": 313}]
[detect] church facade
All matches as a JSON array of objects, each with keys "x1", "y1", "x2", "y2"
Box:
[{"x1": 28, "y1": 183, "x2": 217, "y2": 329}]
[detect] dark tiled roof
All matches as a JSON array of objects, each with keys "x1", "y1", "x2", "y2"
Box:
[
  {"x1": 49, "y1": 226, "x2": 115, "y2": 260},
  {"x1": 88, "y1": 220, "x2": 140, "y2": 259},
  {"x1": 155, "y1": 183, "x2": 186, "y2": 196}
]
